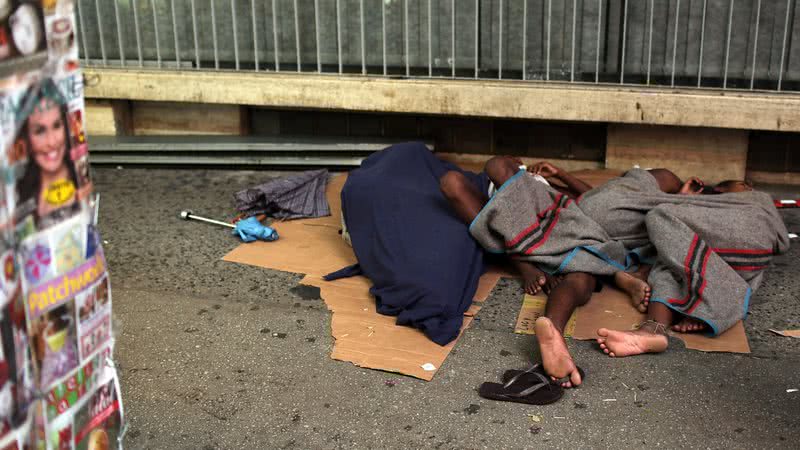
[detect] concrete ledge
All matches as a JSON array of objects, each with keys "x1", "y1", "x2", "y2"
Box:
[
  {"x1": 84, "y1": 68, "x2": 800, "y2": 132},
  {"x1": 747, "y1": 170, "x2": 800, "y2": 186},
  {"x1": 606, "y1": 124, "x2": 749, "y2": 183}
]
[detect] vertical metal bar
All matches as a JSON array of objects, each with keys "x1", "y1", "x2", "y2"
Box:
[
  {"x1": 76, "y1": 0, "x2": 91, "y2": 64},
  {"x1": 315, "y1": 0, "x2": 321, "y2": 73},
  {"x1": 382, "y1": 0, "x2": 387, "y2": 75},
  {"x1": 232, "y1": 0, "x2": 240, "y2": 70},
  {"x1": 211, "y1": 0, "x2": 219, "y2": 69},
  {"x1": 474, "y1": 0, "x2": 479, "y2": 78},
  {"x1": 571, "y1": 0, "x2": 577, "y2": 82},
  {"x1": 750, "y1": 0, "x2": 761, "y2": 89},
  {"x1": 338, "y1": 0, "x2": 344, "y2": 74},
  {"x1": 620, "y1": 0, "x2": 628, "y2": 84},
  {"x1": 750, "y1": 0, "x2": 761, "y2": 91},
  {"x1": 405, "y1": 0, "x2": 410, "y2": 76},
  {"x1": 191, "y1": 0, "x2": 200, "y2": 68},
  {"x1": 113, "y1": 0, "x2": 125, "y2": 66},
  {"x1": 452, "y1": 0, "x2": 456, "y2": 78},
  {"x1": 428, "y1": 0, "x2": 433, "y2": 77},
  {"x1": 595, "y1": 0, "x2": 601, "y2": 83},
  {"x1": 697, "y1": 0, "x2": 707, "y2": 86},
  {"x1": 272, "y1": 0, "x2": 279, "y2": 71},
  {"x1": 133, "y1": 0, "x2": 143, "y2": 66},
  {"x1": 671, "y1": 0, "x2": 681, "y2": 86},
  {"x1": 171, "y1": 0, "x2": 181, "y2": 67},
  {"x1": 253, "y1": 0, "x2": 260, "y2": 71},
  {"x1": 498, "y1": 0, "x2": 503, "y2": 79},
  {"x1": 647, "y1": 0, "x2": 653, "y2": 84},
  {"x1": 723, "y1": 0, "x2": 734, "y2": 88},
  {"x1": 152, "y1": 0, "x2": 162, "y2": 68},
  {"x1": 94, "y1": 0, "x2": 107, "y2": 65},
  {"x1": 778, "y1": 0, "x2": 792, "y2": 91},
  {"x1": 546, "y1": 0, "x2": 551, "y2": 80},
  {"x1": 362, "y1": 0, "x2": 367, "y2": 75},
  {"x1": 522, "y1": 0, "x2": 527, "y2": 80},
  {"x1": 293, "y1": 0, "x2": 300, "y2": 72}
]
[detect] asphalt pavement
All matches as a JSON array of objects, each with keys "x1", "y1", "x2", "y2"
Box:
[{"x1": 94, "y1": 167, "x2": 800, "y2": 449}]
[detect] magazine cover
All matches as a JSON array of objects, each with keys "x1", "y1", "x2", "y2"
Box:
[
  {"x1": 7, "y1": 72, "x2": 90, "y2": 237},
  {"x1": 46, "y1": 370, "x2": 122, "y2": 450},
  {"x1": 0, "y1": 1, "x2": 48, "y2": 65}
]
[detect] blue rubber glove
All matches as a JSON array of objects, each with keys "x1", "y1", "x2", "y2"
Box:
[{"x1": 233, "y1": 217, "x2": 279, "y2": 242}]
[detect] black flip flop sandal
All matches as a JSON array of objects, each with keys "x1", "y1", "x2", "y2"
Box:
[
  {"x1": 478, "y1": 368, "x2": 564, "y2": 405},
  {"x1": 502, "y1": 364, "x2": 587, "y2": 387}
]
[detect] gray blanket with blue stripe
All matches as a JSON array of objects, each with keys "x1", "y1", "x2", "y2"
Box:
[
  {"x1": 468, "y1": 171, "x2": 633, "y2": 276},
  {"x1": 578, "y1": 169, "x2": 790, "y2": 335}
]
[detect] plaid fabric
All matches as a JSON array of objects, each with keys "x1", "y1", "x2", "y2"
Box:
[{"x1": 234, "y1": 169, "x2": 331, "y2": 220}]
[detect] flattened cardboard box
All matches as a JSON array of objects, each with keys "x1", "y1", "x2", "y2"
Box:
[
  {"x1": 223, "y1": 175, "x2": 504, "y2": 380},
  {"x1": 515, "y1": 287, "x2": 750, "y2": 353}
]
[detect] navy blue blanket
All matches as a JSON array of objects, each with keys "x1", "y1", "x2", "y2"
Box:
[{"x1": 325, "y1": 143, "x2": 489, "y2": 345}]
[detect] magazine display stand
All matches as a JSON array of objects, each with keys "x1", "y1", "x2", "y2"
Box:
[{"x1": 0, "y1": 1, "x2": 124, "y2": 448}]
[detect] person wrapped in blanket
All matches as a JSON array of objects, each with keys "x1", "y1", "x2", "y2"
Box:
[
  {"x1": 441, "y1": 157, "x2": 783, "y2": 387},
  {"x1": 441, "y1": 157, "x2": 689, "y2": 387},
  {"x1": 585, "y1": 175, "x2": 789, "y2": 358}
]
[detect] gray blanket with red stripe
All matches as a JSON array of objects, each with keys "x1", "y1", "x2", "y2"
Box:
[
  {"x1": 578, "y1": 169, "x2": 790, "y2": 335},
  {"x1": 468, "y1": 171, "x2": 632, "y2": 276},
  {"x1": 644, "y1": 199, "x2": 788, "y2": 335}
]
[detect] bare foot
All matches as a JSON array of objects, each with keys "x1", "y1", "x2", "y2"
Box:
[
  {"x1": 535, "y1": 317, "x2": 582, "y2": 388},
  {"x1": 596, "y1": 326, "x2": 668, "y2": 358},
  {"x1": 514, "y1": 261, "x2": 547, "y2": 295},
  {"x1": 614, "y1": 271, "x2": 651, "y2": 313},
  {"x1": 671, "y1": 317, "x2": 707, "y2": 333}
]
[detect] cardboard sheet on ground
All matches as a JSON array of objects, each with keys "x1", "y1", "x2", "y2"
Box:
[
  {"x1": 223, "y1": 174, "x2": 505, "y2": 380},
  {"x1": 769, "y1": 329, "x2": 800, "y2": 338},
  {"x1": 514, "y1": 286, "x2": 751, "y2": 353}
]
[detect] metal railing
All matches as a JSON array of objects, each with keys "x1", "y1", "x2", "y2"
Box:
[{"x1": 78, "y1": 0, "x2": 799, "y2": 92}]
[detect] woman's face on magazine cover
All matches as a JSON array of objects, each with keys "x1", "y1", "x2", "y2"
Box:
[{"x1": 27, "y1": 98, "x2": 66, "y2": 175}]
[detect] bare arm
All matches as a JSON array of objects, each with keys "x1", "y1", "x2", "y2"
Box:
[{"x1": 530, "y1": 162, "x2": 593, "y2": 197}]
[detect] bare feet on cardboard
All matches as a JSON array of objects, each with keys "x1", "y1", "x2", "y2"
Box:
[
  {"x1": 516, "y1": 261, "x2": 547, "y2": 295},
  {"x1": 671, "y1": 317, "x2": 707, "y2": 333},
  {"x1": 614, "y1": 271, "x2": 651, "y2": 313}
]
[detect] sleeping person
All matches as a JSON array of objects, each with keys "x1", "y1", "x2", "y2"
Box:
[
  {"x1": 574, "y1": 172, "x2": 790, "y2": 357},
  {"x1": 441, "y1": 157, "x2": 669, "y2": 388}
]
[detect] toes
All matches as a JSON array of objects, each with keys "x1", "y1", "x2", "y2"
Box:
[
  {"x1": 609, "y1": 352, "x2": 616, "y2": 358},
  {"x1": 597, "y1": 328, "x2": 610, "y2": 337},
  {"x1": 570, "y1": 369, "x2": 582, "y2": 387},
  {"x1": 537, "y1": 276, "x2": 546, "y2": 286}
]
